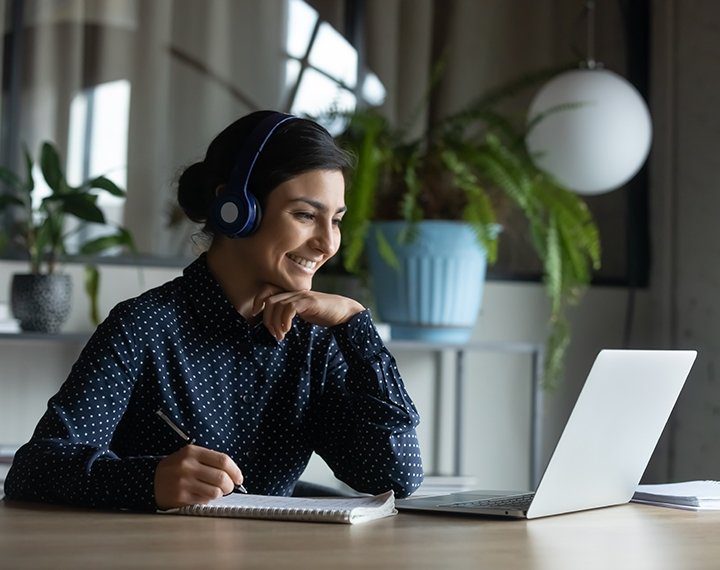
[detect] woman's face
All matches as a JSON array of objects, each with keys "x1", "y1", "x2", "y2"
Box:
[{"x1": 240, "y1": 169, "x2": 346, "y2": 292}]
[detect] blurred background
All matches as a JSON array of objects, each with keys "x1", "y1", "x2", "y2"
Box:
[{"x1": 0, "y1": 0, "x2": 716, "y2": 493}]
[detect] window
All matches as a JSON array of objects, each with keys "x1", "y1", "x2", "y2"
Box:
[
  {"x1": 65, "y1": 79, "x2": 130, "y2": 252},
  {"x1": 284, "y1": 0, "x2": 385, "y2": 134}
]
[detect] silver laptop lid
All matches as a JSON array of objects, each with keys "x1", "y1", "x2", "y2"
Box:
[{"x1": 527, "y1": 349, "x2": 696, "y2": 519}]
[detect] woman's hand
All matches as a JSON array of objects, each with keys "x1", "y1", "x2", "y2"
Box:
[
  {"x1": 252, "y1": 287, "x2": 365, "y2": 342},
  {"x1": 154, "y1": 445, "x2": 244, "y2": 510}
]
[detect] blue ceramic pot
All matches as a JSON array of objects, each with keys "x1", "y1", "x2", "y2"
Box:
[{"x1": 366, "y1": 221, "x2": 489, "y2": 342}]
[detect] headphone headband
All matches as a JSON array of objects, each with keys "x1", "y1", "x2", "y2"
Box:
[{"x1": 212, "y1": 112, "x2": 298, "y2": 238}]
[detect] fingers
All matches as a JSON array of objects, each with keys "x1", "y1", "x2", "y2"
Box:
[
  {"x1": 194, "y1": 447, "x2": 243, "y2": 487},
  {"x1": 253, "y1": 287, "x2": 366, "y2": 338},
  {"x1": 185, "y1": 479, "x2": 226, "y2": 501},
  {"x1": 154, "y1": 445, "x2": 244, "y2": 510},
  {"x1": 263, "y1": 292, "x2": 308, "y2": 341},
  {"x1": 251, "y1": 283, "x2": 286, "y2": 316}
]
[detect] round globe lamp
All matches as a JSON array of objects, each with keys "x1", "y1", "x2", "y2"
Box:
[{"x1": 526, "y1": 68, "x2": 652, "y2": 195}]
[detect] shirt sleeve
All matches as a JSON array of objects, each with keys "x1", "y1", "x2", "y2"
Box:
[
  {"x1": 309, "y1": 310, "x2": 424, "y2": 498},
  {"x1": 3, "y1": 303, "x2": 162, "y2": 511}
]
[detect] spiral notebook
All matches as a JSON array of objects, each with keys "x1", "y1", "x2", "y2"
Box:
[{"x1": 160, "y1": 490, "x2": 396, "y2": 524}]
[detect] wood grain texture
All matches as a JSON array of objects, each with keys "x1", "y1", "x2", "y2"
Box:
[{"x1": 2, "y1": 500, "x2": 720, "y2": 569}]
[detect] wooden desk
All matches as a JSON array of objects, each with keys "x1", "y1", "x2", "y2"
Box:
[{"x1": 1, "y1": 500, "x2": 719, "y2": 569}]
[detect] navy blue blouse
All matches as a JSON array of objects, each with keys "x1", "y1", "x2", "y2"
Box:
[{"x1": 4, "y1": 254, "x2": 423, "y2": 510}]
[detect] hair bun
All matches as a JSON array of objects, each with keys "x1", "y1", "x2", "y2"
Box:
[{"x1": 177, "y1": 161, "x2": 214, "y2": 223}]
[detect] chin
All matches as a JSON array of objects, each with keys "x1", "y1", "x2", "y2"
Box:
[{"x1": 281, "y1": 275, "x2": 314, "y2": 291}]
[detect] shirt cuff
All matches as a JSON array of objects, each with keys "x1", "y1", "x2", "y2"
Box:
[{"x1": 89, "y1": 455, "x2": 164, "y2": 511}]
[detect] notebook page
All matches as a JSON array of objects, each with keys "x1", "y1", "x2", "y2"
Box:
[{"x1": 194, "y1": 492, "x2": 392, "y2": 512}]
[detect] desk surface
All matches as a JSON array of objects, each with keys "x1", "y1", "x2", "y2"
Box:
[{"x1": 1, "y1": 500, "x2": 719, "y2": 569}]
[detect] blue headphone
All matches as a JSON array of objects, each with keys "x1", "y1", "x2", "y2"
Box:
[{"x1": 211, "y1": 112, "x2": 298, "y2": 238}]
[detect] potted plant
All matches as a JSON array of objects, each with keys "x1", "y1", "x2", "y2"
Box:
[
  {"x1": 0, "y1": 142, "x2": 136, "y2": 332},
  {"x1": 330, "y1": 72, "x2": 601, "y2": 388}
]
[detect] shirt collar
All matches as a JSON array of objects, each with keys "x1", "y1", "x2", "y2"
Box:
[{"x1": 183, "y1": 253, "x2": 275, "y2": 343}]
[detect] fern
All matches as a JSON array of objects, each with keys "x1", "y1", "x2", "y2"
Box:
[
  {"x1": 333, "y1": 66, "x2": 602, "y2": 389},
  {"x1": 340, "y1": 112, "x2": 387, "y2": 274},
  {"x1": 374, "y1": 227, "x2": 400, "y2": 270}
]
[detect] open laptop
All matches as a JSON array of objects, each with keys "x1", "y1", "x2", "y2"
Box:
[{"x1": 397, "y1": 349, "x2": 697, "y2": 519}]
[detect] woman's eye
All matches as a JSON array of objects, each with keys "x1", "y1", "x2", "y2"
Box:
[
  {"x1": 332, "y1": 218, "x2": 343, "y2": 226},
  {"x1": 294, "y1": 212, "x2": 315, "y2": 221}
]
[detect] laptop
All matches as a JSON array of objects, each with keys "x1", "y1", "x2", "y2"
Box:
[{"x1": 397, "y1": 349, "x2": 697, "y2": 519}]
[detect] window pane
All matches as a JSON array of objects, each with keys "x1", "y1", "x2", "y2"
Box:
[
  {"x1": 308, "y1": 22, "x2": 357, "y2": 88},
  {"x1": 362, "y1": 71, "x2": 386, "y2": 106},
  {"x1": 285, "y1": 58, "x2": 301, "y2": 92},
  {"x1": 67, "y1": 79, "x2": 130, "y2": 219},
  {"x1": 286, "y1": 0, "x2": 318, "y2": 59},
  {"x1": 290, "y1": 67, "x2": 355, "y2": 135},
  {"x1": 65, "y1": 79, "x2": 131, "y2": 253}
]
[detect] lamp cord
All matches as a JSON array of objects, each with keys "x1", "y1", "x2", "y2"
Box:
[{"x1": 586, "y1": 0, "x2": 597, "y2": 69}]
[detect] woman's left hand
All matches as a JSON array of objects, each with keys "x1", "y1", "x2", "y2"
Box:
[{"x1": 252, "y1": 287, "x2": 364, "y2": 341}]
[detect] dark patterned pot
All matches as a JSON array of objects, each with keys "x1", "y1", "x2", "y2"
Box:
[{"x1": 10, "y1": 273, "x2": 72, "y2": 333}]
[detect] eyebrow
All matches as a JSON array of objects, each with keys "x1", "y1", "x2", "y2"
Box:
[{"x1": 289, "y1": 198, "x2": 347, "y2": 214}]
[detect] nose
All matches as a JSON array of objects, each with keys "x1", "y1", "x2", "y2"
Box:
[{"x1": 310, "y1": 219, "x2": 338, "y2": 255}]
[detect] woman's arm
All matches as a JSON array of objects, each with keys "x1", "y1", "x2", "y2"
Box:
[
  {"x1": 2, "y1": 303, "x2": 164, "y2": 510},
  {"x1": 250, "y1": 288, "x2": 423, "y2": 497},
  {"x1": 309, "y1": 310, "x2": 424, "y2": 498}
]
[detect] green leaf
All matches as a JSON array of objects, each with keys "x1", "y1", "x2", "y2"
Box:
[
  {"x1": 85, "y1": 175, "x2": 126, "y2": 197},
  {"x1": 340, "y1": 113, "x2": 385, "y2": 274},
  {"x1": 22, "y1": 144, "x2": 35, "y2": 194},
  {"x1": 84, "y1": 264, "x2": 101, "y2": 326},
  {"x1": 33, "y1": 216, "x2": 56, "y2": 272},
  {"x1": 399, "y1": 148, "x2": 423, "y2": 225},
  {"x1": 544, "y1": 215, "x2": 562, "y2": 315},
  {"x1": 45, "y1": 194, "x2": 106, "y2": 224},
  {"x1": 526, "y1": 101, "x2": 588, "y2": 137},
  {"x1": 0, "y1": 167, "x2": 24, "y2": 191},
  {"x1": 543, "y1": 315, "x2": 571, "y2": 390},
  {"x1": 78, "y1": 229, "x2": 134, "y2": 255},
  {"x1": 40, "y1": 142, "x2": 64, "y2": 193},
  {"x1": 374, "y1": 227, "x2": 400, "y2": 270},
  {"x1": 0, "y1": 194, "x2": 25, "y2": 210}
]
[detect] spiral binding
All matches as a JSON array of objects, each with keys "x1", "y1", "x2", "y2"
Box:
[{"x1": 183, "y1": 503, "x2": 349, "y2": 523}]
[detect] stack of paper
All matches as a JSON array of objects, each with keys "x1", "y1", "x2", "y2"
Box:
[{"x1": 632, "y1": 481, "x2": 720, "y2": 510}]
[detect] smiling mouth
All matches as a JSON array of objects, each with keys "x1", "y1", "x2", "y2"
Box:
[{"x1": 287, "y1": 253, "x2": 318, "y2": 270}]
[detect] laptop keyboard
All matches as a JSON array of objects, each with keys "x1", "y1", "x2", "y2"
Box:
[{"x1": 445, "y1": 492, "x2": 536, "y2": 510}]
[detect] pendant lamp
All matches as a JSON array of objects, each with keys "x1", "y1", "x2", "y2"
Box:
[{"x1": 525, "y1": 1, "x2": 652, "y2": 195}]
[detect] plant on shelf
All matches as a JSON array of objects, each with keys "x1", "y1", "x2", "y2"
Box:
[
  {"x1": 0, "y1": 141, "x2": 136, "y2": 331},
  {"x1": 328, "y1": 69, "x2": 601, "y2": 389}
]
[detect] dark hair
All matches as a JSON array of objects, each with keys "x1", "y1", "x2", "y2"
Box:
[{"x1": 177, "y1": 110, "x2": 352, "y2": 236}]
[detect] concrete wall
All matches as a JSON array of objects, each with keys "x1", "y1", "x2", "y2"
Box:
[{"x1": 645, "y1": 0, "x2": 720, "y2": 481}]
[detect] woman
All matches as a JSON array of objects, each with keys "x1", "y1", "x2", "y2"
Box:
[{"x1": 4, "y1": 111, "x2": 424, "y2": 511}]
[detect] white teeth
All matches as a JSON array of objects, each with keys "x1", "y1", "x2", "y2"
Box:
[{"x1": 288, "y1": 253, "x2": 317, "y2": 269}]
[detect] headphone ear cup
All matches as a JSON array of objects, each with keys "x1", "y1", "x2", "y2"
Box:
[
  {"x1": 245, "y1": 193, "x2": 262, "y2": 235},
  {"x1": 211, "y1": 112, "x2": 295, "y2": 238},
  {"x1": 212, "y1": 190, "x2": 262, "y2": 238}
]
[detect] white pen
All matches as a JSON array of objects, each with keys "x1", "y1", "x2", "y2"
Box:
[{"x1": 155, "y1": 408, "x2": 247, "y2": 494}]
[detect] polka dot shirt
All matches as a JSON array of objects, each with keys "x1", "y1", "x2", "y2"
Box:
[{"x1": 4, "y1": 254, "x2": 424, "y2": 511}]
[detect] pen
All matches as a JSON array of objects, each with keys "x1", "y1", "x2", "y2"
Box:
[{"x1": 155, "y1": 408, "x2": 247, "y2": 494}]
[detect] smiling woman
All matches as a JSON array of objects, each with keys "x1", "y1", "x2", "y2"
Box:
[
  {"x1": 210, "y1": 170, "x2": 348, "y2": 310},
  {"x1": 4, "y1": 110, "x2": 424, "y2": 511}
]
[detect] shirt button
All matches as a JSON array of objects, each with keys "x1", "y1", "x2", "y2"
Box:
[
  {"x1": 243, "y1": 394, "x2": 254, "y2": 404},
  {"x1": 244, "y1": 450, "x2": 253, "y2": 458}
]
